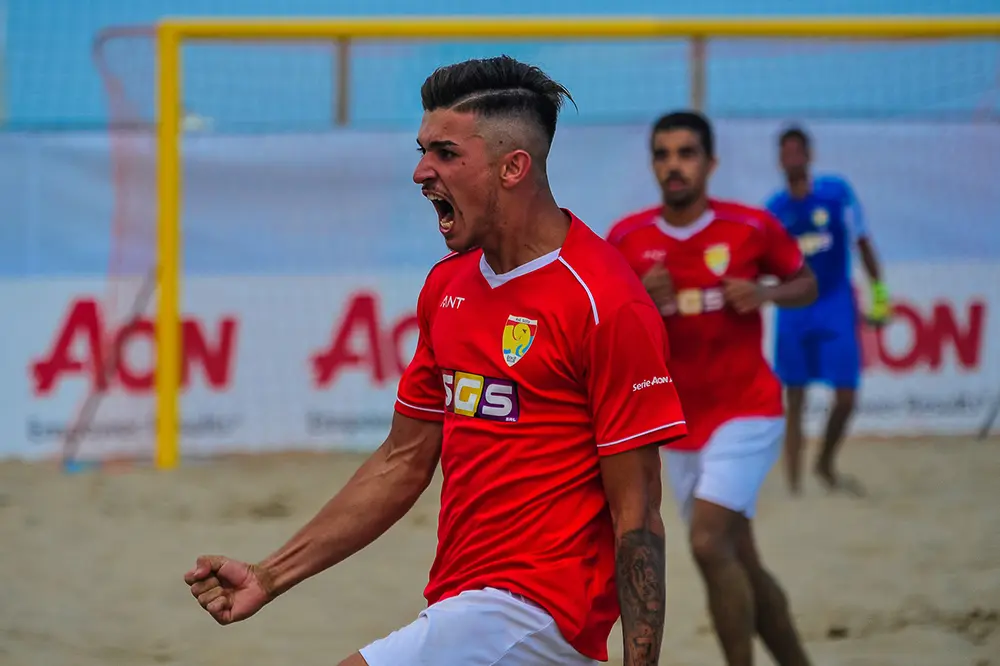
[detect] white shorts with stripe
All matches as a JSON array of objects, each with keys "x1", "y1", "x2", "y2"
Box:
[
  {"x1": 662, "y1": 416, "x2": 784, "y2": 523},
  {"x1": 359, "y1": 587, "x2": 598, "y2": 666}
]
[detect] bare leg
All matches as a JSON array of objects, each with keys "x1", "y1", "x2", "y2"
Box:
[
  {"x1": 337, "y1": 653, "x2": 370, "y2": 666},
  {"x1": 783, "y1": 387, "x2": 807, "y2": 496},
  {"x1": 689, "y1": 499, "x2": 755, "y2": 666},
  {"x1": 734, "y1": 519, "x2": 811, "y2": 666},
  {"x1": 814, "y1": 388, "x2": 864, "y2": 495}
]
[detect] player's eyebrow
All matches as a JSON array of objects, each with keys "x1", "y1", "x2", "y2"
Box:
[{"x1": 416, "y1": 138, "x2": 459, "y2": 151}]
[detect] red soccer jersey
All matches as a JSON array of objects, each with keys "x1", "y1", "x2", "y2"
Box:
[
  {"x1": 606, "y1": 199, "x2": 805, "y2": 452},
  {"x1": 395, "y1": 211, "x2": 687, "y2": 661}
]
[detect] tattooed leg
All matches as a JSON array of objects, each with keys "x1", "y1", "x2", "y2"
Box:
[{"x1": 616, "y1": 527, "x2": 667, "y2": 666}]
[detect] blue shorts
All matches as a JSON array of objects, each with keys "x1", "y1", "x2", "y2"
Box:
[{"x1": 774, "y1": 289, "x2": 861, "y2": 390}]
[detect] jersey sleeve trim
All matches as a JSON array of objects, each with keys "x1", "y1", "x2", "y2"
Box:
[
  {"x1": 396, "y1": 395, "x2": 445, "y2": 415},
  {"x1": 557, "y1": 256, "x2": 599, "y2": 325},
  {"x1": 597, "y1": 420, "x2": 687, "y2": 456},
  {"x1": 394, "y1": 395, "x2": 446, "y2": 421}
]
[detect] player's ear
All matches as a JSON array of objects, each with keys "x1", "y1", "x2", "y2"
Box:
[
  {"x1": 707, "y1": 155, "x2": 719, "y2": 178},
  {"x1": 498, "y1": 149, "x2": 532, "y2": 189}
]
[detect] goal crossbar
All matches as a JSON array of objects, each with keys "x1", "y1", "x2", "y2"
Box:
[
  {"x1": 157, "y1": 15, "x2": 1000, "y2": 41},
  {"x1": 153, "y1": 15, "x2": 1000, "y2": 469}
]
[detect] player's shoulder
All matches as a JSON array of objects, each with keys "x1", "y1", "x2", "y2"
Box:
[
  {"x1": 813, "y1": 174, "x2": 854, "y2": 199},
  {"x1": 710, "y1": 198, "x2": 781, "y2": 232},
  {"x1": 764, "y1": 188, "x2": 791, "y2": 211},
  {"x1": 561, "y1": 214, "x2": 655, "y2": 324},
  {"x1": 419, "y1": 249, "x2": 479, "y2": 300},
  {"x1": 604, "y1": 204, "x2": 661, "y2": 246}
]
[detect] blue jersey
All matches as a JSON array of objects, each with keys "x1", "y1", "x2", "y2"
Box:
[{"x1": 765, "y1": 175, "x2": 867, "y2": 299}]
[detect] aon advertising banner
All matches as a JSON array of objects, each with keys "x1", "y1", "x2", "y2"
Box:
[{"x1": 0, "y1": 262, "x2": 996, "y2": 461}]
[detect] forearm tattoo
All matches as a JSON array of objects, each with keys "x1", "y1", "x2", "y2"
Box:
[{"x1": 616, "y1": 528, "x2": 666, "y2": 666}]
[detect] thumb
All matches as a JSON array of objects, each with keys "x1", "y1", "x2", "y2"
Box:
[
  {"x1": 650, "y1": 259, "x2": 671, "y2": 272},
  {"x1": 215, "y1": 558, "x2": 255, "y2": 586}
]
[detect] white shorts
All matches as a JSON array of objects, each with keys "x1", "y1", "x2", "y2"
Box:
[
  {"x1": 663, "y1": 416, "x2": 784, "y2": 523},
  {"x1": 358, "y1": 587, "x2": 598, "y2": 666}
]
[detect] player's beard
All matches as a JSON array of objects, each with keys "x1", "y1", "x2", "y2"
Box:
[
  {"x1": 663, "y1": 187, "x2": 701, "y2": 210},
  {"x1": 660, "y1": 171, "x2": 703, "y2": 210}
]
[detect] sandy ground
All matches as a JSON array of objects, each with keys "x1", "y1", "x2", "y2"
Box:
[{"x1": 1, "y1": 436, "x2": 998, "y2": 666}]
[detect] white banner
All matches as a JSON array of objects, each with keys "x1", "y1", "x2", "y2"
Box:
[{"x1": 1, "y1": 264, "x2": 996, "y2": 461}]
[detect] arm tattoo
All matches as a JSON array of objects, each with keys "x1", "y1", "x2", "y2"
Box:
[{"x1": 616, "y1": 528, "x2": 666, "y2": 666}]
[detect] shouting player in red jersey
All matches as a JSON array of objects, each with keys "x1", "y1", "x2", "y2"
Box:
[
  {"x1": 183, "y1": 57, "x2": 687, "y2": 666},
  {"x1": 607, "y1": 111, "x2": 818, "y2": 666}
]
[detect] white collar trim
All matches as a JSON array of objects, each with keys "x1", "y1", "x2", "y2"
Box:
[
  {"x1": 479, "y1": 248, "x2": 561, "y2": 289},
  {"x1": 654, "y1": 208, "x2": 714, "y2": 241}
]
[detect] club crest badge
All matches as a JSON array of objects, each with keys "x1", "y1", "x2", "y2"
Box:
[
  {"x1": 502, "y1": 315, "x2": 538, "y2": 367},
  {"x1": 703, "y1": 243, "x2": 730, "y2": 276},
  {"x1": 812, "y1": 207, "x2": 829, "y2": 227}
]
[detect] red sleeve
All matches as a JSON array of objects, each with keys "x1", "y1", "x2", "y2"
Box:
[
  {"x1": 759, "y1": 212, "x2": 805, "y2": 279},
  {"x1": 394, "y1": 283, "x2": 446, "y2": 422},
  {"x1": 584, "y1": 300, "x2": 687, "y2": 456}
]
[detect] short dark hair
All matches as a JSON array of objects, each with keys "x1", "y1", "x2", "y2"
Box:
[
  {"x1": 651, "y1": 111, "x2": 714, "y2": 158},
  {"x1": 420, "y1": 55, "x2": 575, "y2": 147},
  {"x1": 779, "y1": 125, "x2": 810, "y2": 150}
]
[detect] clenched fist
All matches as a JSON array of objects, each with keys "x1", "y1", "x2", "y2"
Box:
[
  {"x1": 184, "y1": 555, "x2": 272, "y2": 625},
  {"x1": 642, "y1": 263, "x2": 676, "y2": 316},
  {"x1": 722, "y1": 277, "x2": 766, "y2": 314}
]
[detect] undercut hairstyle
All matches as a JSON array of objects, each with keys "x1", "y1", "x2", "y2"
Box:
[
  {"x1": 420, "y1": 55, "x2": 576, "y2": 151},
  {"x1": 779, "y1": 125, "x2": 811, "y2": 151},
  {"x1": 650, "y1": 110, "x2": 715, "y2": 158}
]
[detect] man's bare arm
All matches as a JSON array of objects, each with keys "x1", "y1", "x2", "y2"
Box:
[
  {"x1": 856, "y1": 237, "x2": 882, "y2": 282},
  {"x1": 600, "y1": 444, "x2": 666, "y2": 666},
  {"x1": 762, "y1": 264, "x2": 818, "y2": 308},
  {"x1": 256, "y1": 412, "x2": 442, "y2": 598}
]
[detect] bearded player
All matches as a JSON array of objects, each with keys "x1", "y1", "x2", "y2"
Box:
[
  {"x1": 606, "y1": 111, "x2": 817, "y2": 666},
  {"x1": 766, "y1": 125, "x2": 890, "y2": 496},
  {"x1": 182, "y1": 57, "x2": 687, "y2": 666}
]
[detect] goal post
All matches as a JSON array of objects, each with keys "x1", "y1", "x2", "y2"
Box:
[{"x1": 141, "y1": 15, "x2": 1000, "y2": 469}]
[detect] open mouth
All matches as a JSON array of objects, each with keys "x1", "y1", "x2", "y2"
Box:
[{"x1": 425, "y1": 192, "x2": 455, "y2": 232}]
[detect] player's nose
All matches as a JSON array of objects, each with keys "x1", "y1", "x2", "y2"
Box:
[{"x1": 412, "y1": 156, "x2": 435, "y2": 185}]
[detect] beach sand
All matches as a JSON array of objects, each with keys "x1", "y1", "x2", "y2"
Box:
[{"x1": 2, "y1": 436, "x2": 997, "y2": 666}]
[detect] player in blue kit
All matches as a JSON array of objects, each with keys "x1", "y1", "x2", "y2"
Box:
[{"x1": 765, "y1": 126, "x2": 891, "y2": 496}]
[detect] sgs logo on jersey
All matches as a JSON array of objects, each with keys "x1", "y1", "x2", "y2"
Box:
[
  {"x1": 442, "y1": 370, "x2": 520, "y2": 422},
  {"x1": 662, "y1": 288, "x2": 725, "y2": 317},
  {"x1": 797, "y1": 232, "x2": 833, "y2": 256}
]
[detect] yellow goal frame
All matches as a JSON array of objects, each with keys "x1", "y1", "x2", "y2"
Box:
[{"x1": 154, "y1": 14, "x2": 1000, "y2": 469}]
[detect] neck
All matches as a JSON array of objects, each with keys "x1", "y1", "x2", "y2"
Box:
[
  {"x1": 787, "y1": 173, "x2": 810, "y2": 199},
  {"x1": 481, "y1": 188, "x2": 570, "y2": 275},
  {"x1": 661, "y1": 196, "x2": 710, "y2": 228}
]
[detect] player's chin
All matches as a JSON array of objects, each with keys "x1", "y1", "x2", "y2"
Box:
[
  {"x1": 664, "y1": 191, "x2": 697, "y2": 208},
  {"x1": 441, "y1": 220, "x2": 474, "y2": 252}
]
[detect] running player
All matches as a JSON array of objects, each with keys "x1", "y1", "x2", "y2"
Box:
[
  {"x1": 183, "y1": 56, "x2": 687, "y2": 666},
  {"x1": 765, "y1": 125, "x2": 890, "y2": 496},
  {"x1": 607, "y1": 111, "x2": 816, "y2": 666}
]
